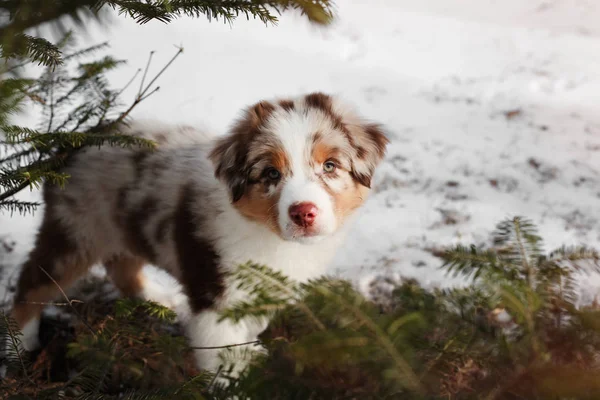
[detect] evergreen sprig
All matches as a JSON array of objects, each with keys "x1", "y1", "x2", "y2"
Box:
[
  {"x1": 0, "y1": 0, "x2": 336, "y2": 216},
  {"x1": 2, "y1": 217, "x2": 600, "y2": 398},
  {"x1": 0, "y1": 0, "x2": 334, "y2": 68},
  {"x1": 0, "y1": 34, "x2": 171, "y2": 214},
  {"x1": 0, "y1": 311, "x2": 31, "y2": 381}
]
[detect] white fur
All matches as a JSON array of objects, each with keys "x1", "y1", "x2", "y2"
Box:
[
  {"x1": 266, "y1": 104, "x2": 343, "y2": 240},
  {"x1": 19, "y1": 317, "x2": 39, "y2": 352},
  {"x1": 278, "y1": 177, "x2": 337, "y2": 242}
]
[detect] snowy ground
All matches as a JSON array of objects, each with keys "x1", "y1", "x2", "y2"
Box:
[{"x1": 2, "y1": 0, "x2": 600, "y2": 309}]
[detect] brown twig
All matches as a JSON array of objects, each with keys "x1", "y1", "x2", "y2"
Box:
[
  {"x1": 138, "y1": 51, "x2": 155, "y2": 97},
  {"x1": 110, "y1": 47, "x2": 183, "y2": 128},
  {"x1": 18, "y1": 300, "x2": 83, "y2": 306},
  {"x1": 190, "y1": 340, "x2": 261, "y2": 350},
  {"x1": 38, "y1": 266, "x2": 96, "y2": 337},
  {"x1": 207, "y1": 365, "x2": 224, "y2": 391}
]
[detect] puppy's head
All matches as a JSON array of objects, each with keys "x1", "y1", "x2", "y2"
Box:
[{"x1": 209, "y1": 92, "x2": 389, "y2": 243}]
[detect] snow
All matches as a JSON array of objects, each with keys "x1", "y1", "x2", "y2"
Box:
[{"x1": 2, "y1": 0, "x2": 600, "y2": 307}]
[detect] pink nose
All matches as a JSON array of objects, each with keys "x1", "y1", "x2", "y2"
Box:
[{"x1": 289, "y1": 202, "x2": 318, "y2": 227}]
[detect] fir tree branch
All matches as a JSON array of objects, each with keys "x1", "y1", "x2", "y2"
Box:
[
  {"x1": 0, "y1": 199, "x2": 39, "y2": 216},
  {"x1": 0, "y1": 0, "x2": 97, "y2": 46},
  {"x1": 315, "y1": 284, "x2": 424, "y2": 394},
  {"x1": 513, "y1": 217, "x2": 534, "y2": 286},
  {"x1": 229, "y1": 263, "x2": 327, "y2": 331},
  {"x1": 0, "y1": 311, "x2": 34, "y2": 385},
  {"x1": 0, "y1": 33, "x2": 63, "y2": 68},
  {"x1": 63, "y1": 41, "x2": 110, "y2": 61},
  {"x1": 0, "y1": 180, "x2": 29, "y2": 203},
  {"x1": 103, "y1": 0, "x2": 334, "y2": 26}
]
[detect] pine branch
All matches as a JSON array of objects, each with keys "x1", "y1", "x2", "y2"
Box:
[
  {"x1": 493, "y1": 216, "x2": 544, "y2": 271},
  {"x1": 512, "y1": 216, "x2": 536, "y2": 286},
  {"x1": 63, "y1": 41, "x2": 110, "y2": 61},
  {"x1": 1, "y1": 43, "x2": 172, "y2": 207},
  {"x1": 548, "y1": 245, "x2": 600, "y2": 269},
  {"x1": 102, "y1": 0, "x2": 334, "y2": 26},
  {"x1": 0, "y1": 199, "x2": 40, "y2": 216},
  {"x1": 0, "y1": 155, "x2": 71, "y2": 192},
  {"x1": 0, "y1": 180, "x2": 30, "y2": 203},
  {"x1": 440, "y1": 244, "x2": 516, "y2": 281},
  {"x1": 0, "y1": 0, "x2": 98, "y2": 42},
  {"x1": 224, "y1": 262, "x2": 326, "y2": 330},
  {"x1": 0, "y1": 146, "x2": 38, "y2": 166},
  {"x1": 0, "y1": 311, "x2": 33, "y2": 384},
  {"x1": 0, "y1": 33, "x2": 63, "y2": 67},
  {"x1": 0, "y1": 78, "x2": 31, "y2": 127},
  {"x1": 115, "y1": 298, "x2": 177, "y2": 323},
  {"x1": 4, "y1": 127, "x2": 156, "y2": 150},
  {"x1": 314, "y1": 284, "x2": 423, "y2": 393}
]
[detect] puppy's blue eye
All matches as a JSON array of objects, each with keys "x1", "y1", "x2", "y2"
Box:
[
  {"x1": 323, "y1": 160, "x2": 337, "y2": 173},
  {"x1": 266, "y1": 168, "x2": 281, "y2": 180}
]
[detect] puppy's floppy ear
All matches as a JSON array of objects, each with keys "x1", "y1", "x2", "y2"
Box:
[
  {"x1": 209, "y1": 101, "x2": 276, "y2": 202},
  {"x1": 209, "y1": 135, "x2": 248, "y2": 203},
  {"x1": 348, "y1": 122, "x2": 389, "y2": 188}
]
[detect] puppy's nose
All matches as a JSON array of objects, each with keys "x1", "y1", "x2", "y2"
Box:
[{"x1": 289, "y1": 202, "x2": 318, "y2": 227}]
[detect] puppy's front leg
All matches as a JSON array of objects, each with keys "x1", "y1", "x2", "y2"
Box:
[{"x1": 185, "y1": 310, "x2": 264, "y2": 378}]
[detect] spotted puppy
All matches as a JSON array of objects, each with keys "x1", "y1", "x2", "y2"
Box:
[{"x1": 10, "y1": 92, "x2": 389, "y2": 373}]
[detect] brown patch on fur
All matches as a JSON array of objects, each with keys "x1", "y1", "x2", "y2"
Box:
[
  {"x1": 155, "y1": 133, "x2": 167, "y2": 144},
  {"x1": 11, "y1": 191, "x2": 96, "y2": 328},
  {"x1": 174, "y1": 184, "x2": 225, "y2": 312},
  {"x1": 117, "y1": 186, "x2": 128, "y2": 211},
  {"x1": 327, "y1": 182, "x2": 370, "y2": 224},
  {"x1": 270, "y1": 148, "x2": 290, "y2": 173},
  {"x1": 250, "y1": 101, "x2": 276, "y2": 126},
  {"x1": 312, "y1": 131, "x2": 323, "y2": 144},
  {"x1": 356, "y1": 146, "x2": 368, "y2": 160},
  {"x1": 210, "y1": 101, "x2": 276, "y2": 202},
  {"x1": 131, "y1": 152, "x2": 149, "y2": 178},
  {"x1": 363, "y1": 123, "x2": 389, "y2": 159},
  {"x1": 231, "y1": 141, "x2": 290, "y2": 234},
  {"x1": 150, "y1": 158, "x2": 168, "y2": 178},
  {"x1": 124, "y1": 197, "x2": 158, "y2": 262},
  {"x1": 351, "y1": 171, "x2": 373, "y2": 188},
  {"x1": 310, "y1": 132, "x2": 374, "y2": 222},
  {"x1": 312, "y1": 140, "x2": 340, "y2": 166},
  {"x1": 279, "y1": 99, "x2": 295, "y2": 112},
  {"x1": 63, "y1": 194, "x2": 78, "y2": 209},
  {"x1": 155, "y1": 214, "x2": 171, "y2": 243},
  {"x1": 303, "y1": 94, "x2": 389, "y2": 178},
  {"x1": 348, "y1": 123, "x2": 389, "y2": 188},
  {"x1": 304, "y1": 92, "x2": 332, "y2": 113},
  {"x1": 234, "y1": 185, "x2": 282, "y2": 235},
  {"x1": 104, "y1": 254, "x2": 146, "y2": 297},
  {"x1": 304, "y1": 92, "x2": 352, "y2": 137},
  {"x1": 309, "y1": 135, "x2": 370, "y2": 222}
]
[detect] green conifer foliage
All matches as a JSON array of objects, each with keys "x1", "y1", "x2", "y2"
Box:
[
  {"x1": 2, "y1": 217, "x2": 600, "y2": 398},
  {"x1": 0, "y1": 0, "x2": 334, "y2": 215}
]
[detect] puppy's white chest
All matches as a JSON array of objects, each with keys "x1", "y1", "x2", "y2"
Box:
[{"x1": 213, "y1": 208, "x2": 342, "y2": 283}]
